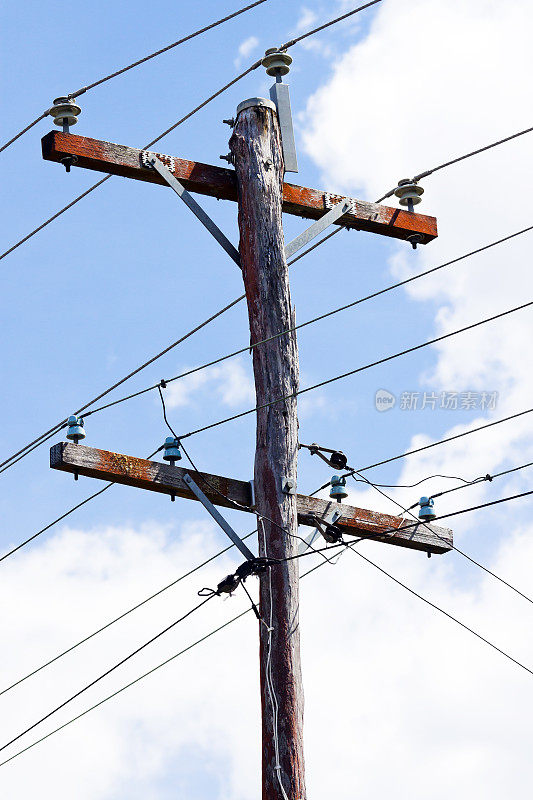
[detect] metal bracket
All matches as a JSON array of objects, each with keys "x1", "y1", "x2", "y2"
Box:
[
  {"x1": 182, "y1": 473, "x2": 255, "y2": 561},
  {"x1": 281, "y1": 477, "x2": 297, "y2": 495},
  {"x1": 298, "y1": 508, "x2": 341, "y2": 554},
  {"x1": 269, "y1": 82, "x2": 298, "y2": 174},
  {"x1": 142, "y1": 153, "x2": 241, "y2": 269},
  {"x1": 284, "y1": 198, "x2": 353, "y2": 260},
  {"x1": 248, "y1": 479, "x2": 256, "y2": 509}
]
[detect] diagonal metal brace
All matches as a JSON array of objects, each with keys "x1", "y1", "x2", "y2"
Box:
[
  {"x1": 284, "y1": 198, "x2": 353, "y2": 260},
  {"x1": 144, "y1": 154, "x2": 241, "y2": 268},
  {"x1": 182, "y1": 473, "x2": 255, "y2": 561}
]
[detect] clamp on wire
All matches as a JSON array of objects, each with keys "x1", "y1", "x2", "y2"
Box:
[{"x1": 299, "y1": 441, "x2": 348, "y2": 471}]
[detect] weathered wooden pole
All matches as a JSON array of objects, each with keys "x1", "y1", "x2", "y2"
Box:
[{"x1": 230, "y1": 99, "x2": 305, "y2": 799}]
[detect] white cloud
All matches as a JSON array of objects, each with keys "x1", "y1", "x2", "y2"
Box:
[
  {"x1": 234, "y1": 36, "x2": 259, "y2": 67},
  {"x1": 164, "y1": 357, "x2": 255, "y2": 410}
]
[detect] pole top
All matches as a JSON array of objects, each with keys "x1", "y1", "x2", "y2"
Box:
[{"x1": 236, "y1": 97, "x2": 277, "y2": 118}]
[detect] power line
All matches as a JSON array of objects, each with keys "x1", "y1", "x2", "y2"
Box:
[
  {"x1": 82, "y1": 224, "x2": 533, "y2": 420},
  {"x1": 376, "y1": 123, "x2": 533, "y2": 203},
  {"x1": 279, "y1": 0, "x2": 382, "y2": 49},
  {"x1": 0, "y1": 550, "x2": 335, "y2": 769},
  {"x1": 0, "y1": 447, "x2": 160, "y2": 564},
  {"x1": 0, "y1": 594, "x2": 215, "y2": 755},
  {"x1": 429, "y1": 461, "x2": 533, "y2": 502},
  {"x1": 0, "y1": 294, "x2": 244, "y2": 475},
  {"x1": 177, "y1": 301, "x2": 533, "y2": 441},
  {"x1": 347, "y1": 544, "x2": 533, "y2": 679},
  {"x1": 0, "y1": 0, "x2": 381, "y2": 260},
  {"x1": 350, "y1": 471, "x2": 533, "y2": 607},
  {"x1": 0, "y1": 218, "x2": 343, "y2": 476},
  {"x1": 0, "y1": 531, "x2": 255, "y2": 698},
  {"x1": 0, "y1": 0, "x2": 268, "y2": 155},
  {"x1": 311, "y1": 408, "x2": 533, "y2": 494}
]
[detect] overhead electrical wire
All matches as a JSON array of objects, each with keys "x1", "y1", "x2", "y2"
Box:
[
  {"x1": 79, "y1": 224, "x2": 533, "y2": 420},
  {"x1": 0, "y1": 224, "x2": 345, "y2": 476},
  {"x1": 376, "y1": 123, "x2": 533, "y2": 203},
  {"x1": 175, "y1": 301, "x2": 533, "y2": 441},
  {"x1": 2, "y1": 472, "x2": 532, "y2": 761},
  {"x1": 0, "y1": 530, "x2": 255, "y2": 698},
  {"x1": 0, "y1": 447, "x2": 161, "y2": 564},
  {"x1": 0, "y1": 0, "x2": 268, "y2": 155},
  {"x1": 346, "y1": 544, "x2": 533, "y2": 679},
  {"x1": 312, "y1": 407, "x2": 533, "y2": 495},
  {"x1": 0, "y1": 555, "x2": 331, "y2": 769},
  {"x1": 349, "y1": 470, "x2": 533, "y2": 607},
  {"x1": 0, "y1": 594, "x2": 216, "y2": 755},
  {"x1": 0, "y1": 0, "x2": 380, "y2": 263}
]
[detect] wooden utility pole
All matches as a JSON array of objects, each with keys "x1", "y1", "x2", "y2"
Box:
[
  {"x1": 230, "y1": 100, "x2": 304, "y2": 799},
  {"x1": 44, "y1": 85, "x2": 447, "y2": 800}
]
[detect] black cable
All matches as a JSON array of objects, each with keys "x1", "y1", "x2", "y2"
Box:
[
  {"x1": 279, "y1": 0, "x2": 382, "y2": 49},
  {"x1": 0, "y1": 214, "x2": 345, "y2": 474},
  {"x1": 0, "y1": 111, "x2": 50, "y2": 155},
  {"x1": 349, "y1": 471, "x2": 533, "y2": 607},
  {"x1": 86, "y1": 225, "x2": 533, "y2": 420},
  {"x1": 0, "y1": 294, "x2": 244, "y2": 475},
  {"x1": 0, "y1": 1, "x2": 268, "y2": 156},
  {"x1": 0, "y1": 529, "x2": 255, "y2": 698},
  {"x1": 376, "y1": 124, "x2": 533, "y2": 203},
  {"x1": 0, "y1": 594, "x2": 215, "y2": 755},
  {"x1": 430, "y1": 461, "x2": 533, "y2": 501},
  {"x1": 312, "y1": 408, "x2": 533, "y2": 495},
  {"x1": 177, "y1": 301, "x2": 533, "y2": 441},
  {"x1": 69, "y1": 1, "x2": 267, "y2": 98},
  {"x1": 347, "y1": 544, "x2": 533, "y2": 679},
  {"x1": 0, "y1": 447, "x2": 160, "y2": 564},
  {"x1": 0, "y1": 544, "x2": 341, "y2": 769}
]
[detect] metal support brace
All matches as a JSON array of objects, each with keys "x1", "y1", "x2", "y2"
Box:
[
  {"x1": 298, "y1": 508, "x2": 342, "y2": 554},
  {"x1": 284, "y1": 198, "x2": 353, "y2": 260},
  {"x1": 182, "y1": 473, "x2": 255, "y2": 561},
  {"x1": 144, "y1": 154, "x2": 241, "y2": 268},
  {"x1": 269, "y1": 82, "x2": 298, "y2": 174}
]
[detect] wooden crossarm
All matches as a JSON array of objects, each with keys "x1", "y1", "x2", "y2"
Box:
[
  {"x1": 41, "y1": 131, "x2": 438, "y2": 245},
  {"x1": 50, "y1": 443, "x2": 452, "y2": 554}
]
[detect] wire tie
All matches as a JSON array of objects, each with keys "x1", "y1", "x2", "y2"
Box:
[
  {"x1": 485, "y1": 473, "x2": 493, "y2": 482},
  {"x1": 160, "y1": 379, "x2": 167, "y2": 388}
]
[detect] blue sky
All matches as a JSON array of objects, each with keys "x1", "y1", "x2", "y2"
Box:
[{"x1": 1, "y1": 1, "x2": 533, "y2": 798}]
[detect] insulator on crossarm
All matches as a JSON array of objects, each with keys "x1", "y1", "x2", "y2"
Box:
[
  {"x1": 49, "y1": 97, "x2": 82, "y2": 133},
  {"x1": 418, "y1": 496, "x2": 436, "y2": 521},
  {"x1": 66, "y1": 415, "x2": 85, "y2": 444},
  {"x1": 329, "y1": 475, "x2": 348, "y2": 503},
  {"x1": 163, "y1": 437, "x2": 182, "y2": 466}
]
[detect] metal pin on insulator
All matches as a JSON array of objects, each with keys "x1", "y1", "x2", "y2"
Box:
[
  {"x1": 262, "y1": 48, "x2": 292, "y2": 78},
  {"x1": 329, "y1": 475, "x2": 348, "y2": 503},
  {"x1": 418, "y1": 496, "x2": 436, "y2": 521},
  {"x1": 66, "y1": 415, "x2": 85, "y2": 444}
]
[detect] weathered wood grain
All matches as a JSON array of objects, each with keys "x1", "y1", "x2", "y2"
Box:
[
  {"x1": 41, "y1": 131, "x2": 438, "y2": 244},
  {"x1": 231, "y1": 103, "x2": 305, "y2": 800},
  {"x1": 50, "y1": 442, "x2": 452, "y2": 554}
]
